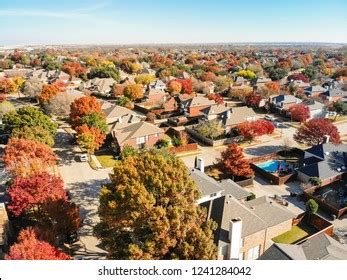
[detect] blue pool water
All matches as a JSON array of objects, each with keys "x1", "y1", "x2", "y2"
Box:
[{"x1": 256, "y1": 160, "x2": 289, "y2": 173}]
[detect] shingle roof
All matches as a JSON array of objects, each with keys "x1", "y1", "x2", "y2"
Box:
[
  {"x1": 260, "y1": 233, "x2": 347, "y2": 260},
  {"x1": 224, "y1": 106, "x2": 256, "y2": 126},
  {"x1": 219, "y1": 179, "x2": 250, "y2": 200},
  {"x1": 201, "y1": 104, "x2": 230, "y2": 116},
  {"x1": 189, "y1": 169, "x2": 224, "y2": 197},
  {"x1": 113, "y1": 121, "x2": 164, "y2": 145}
]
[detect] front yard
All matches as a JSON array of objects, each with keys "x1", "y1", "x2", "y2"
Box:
[{"x1": 95, "y1": 150, "x2": 118, "y2": 168}]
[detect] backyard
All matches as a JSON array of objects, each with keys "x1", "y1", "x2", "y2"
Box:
[
  {"x1": 95, "y1": 150, "x2": 118, "y2": 168},
  {"x1": 272, "y1": 222, "x2": 317, "y2": 244}
]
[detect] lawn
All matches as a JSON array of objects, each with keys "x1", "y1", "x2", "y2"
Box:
[
  {"x1": 272, "y1": 225, "x2": 312, "y2": 244},
  {"x1": 95, "y1": 150, "x2": 118, "y2": 168}
]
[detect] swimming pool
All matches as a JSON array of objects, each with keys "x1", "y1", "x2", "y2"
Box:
[{"x1": 256, "y1": 160, "x2": 289, "y2": 173}]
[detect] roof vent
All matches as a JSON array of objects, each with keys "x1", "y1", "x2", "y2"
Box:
[
  {"x1": 337, "y1": 168, "x2": 342, "y2": 172},
  {"x1": 325, "y1": 152, "x2": 330, "y2": 155}
]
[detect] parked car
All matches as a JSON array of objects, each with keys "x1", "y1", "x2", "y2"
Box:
[
  {"x1": 78, "y1": 154, "x2": 88, "y2": 162},
  {"x1": 264, "y1": 115, "x2": 276, "y2": 121}
]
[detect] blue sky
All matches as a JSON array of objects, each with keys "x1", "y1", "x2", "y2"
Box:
[{"x1": 0, "y1": 0, "x2": 346, "y2": 45}]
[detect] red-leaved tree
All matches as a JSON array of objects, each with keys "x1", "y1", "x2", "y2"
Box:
[
  {"x1": 7, "y1": 172, "x2": 67, "y2": 216},
  {"x1": 289, "y1": 104, "x2": 310, "y2": 122},
  {"x1": 62, "y1": 61, "x2": 87, "y2": 78},
  {"x1": 218, "y1": 143, "x2": 254, "y2": 178},
  {"x1": 237, "y1": 120, "x2": 274, "y2": 141},
  {"x1": 294, "y1": 118, "x2": 341, "y2": 146},
  {"x1": 6, "y1": 228, "x2": 70, "y2": 260},
  {"x1": 245, "y1": 93, "x2": 262, "y2": 108},
  {"x1": 207, "y1": 93, "x2": 224, "y2": 104}
]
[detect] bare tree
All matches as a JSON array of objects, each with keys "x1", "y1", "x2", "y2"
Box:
[
  {"x1": 23, "y1": 78, "x2": 43, "y2": 100},
  {"x1": 45, "y1": 93, "x2": 79, "y2": 117}
]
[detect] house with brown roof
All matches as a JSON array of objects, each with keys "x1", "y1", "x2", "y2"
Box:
[
  {"x1": 210, "y1": 195, "x2": 295, "y2": 260},
  {"x1": 111, "y1": 121, "x2": 164, "y2": 150},
  {"x1": 80, "y1": 77, "x2": 115, "y2": 95},
  {"x1": 179, "y1": 96, "x2": 216, "y2": 117},
  {"x1": 222, "y1": 106, "x2": 257, "y2": 129}
]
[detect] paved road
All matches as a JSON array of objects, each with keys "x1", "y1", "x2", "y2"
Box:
[{"x1": 55, "y1": 128, "x2": 111, "y2": 259}]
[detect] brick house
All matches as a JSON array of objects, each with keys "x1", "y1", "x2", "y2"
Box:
[
  {"x1": 179, "y1": 96, "x2": 216, "y2": 117},
  {"x1": 211, "y1": 195, "x2": 295, "y2": 260},
  {"x1": 111, "y1": 121, "x2": 164, "y2": 150}
]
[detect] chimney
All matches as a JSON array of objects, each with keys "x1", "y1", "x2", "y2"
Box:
[
  {"x1": 118, "y1": 116, "x2": 122, "y2": 124},
  {"x1": 323, "y1": 135, "x2": 330, "y2": 144},
  {"x1": 195, "y1": 157, "x2": 205, "y2": 173},
  {"x1": 228, "y1": 218, "x2": 242, "y2": 260},
  {"x1": 227, "y1": 109, "x2": 231, "y2": 119}
]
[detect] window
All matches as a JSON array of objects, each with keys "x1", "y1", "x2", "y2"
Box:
[
  {"x1": 247, "y1": 245, "x2": 260, "y2": 260},
  {"x1": 136, "y1": 136, "x2": 146, "y2": 144}
]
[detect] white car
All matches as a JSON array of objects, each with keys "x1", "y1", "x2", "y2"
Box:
[{"x1": 79, "y1": 154, "x2": 88, "y2": 162}]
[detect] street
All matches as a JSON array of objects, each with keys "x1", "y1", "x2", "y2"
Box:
[{"x1": 55, "y1": 128, "x2": 111, "y2": 259}]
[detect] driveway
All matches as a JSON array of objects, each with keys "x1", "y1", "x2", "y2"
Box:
[{"x1": 55, "y1": 128, "x2": 111, "y2": 259}]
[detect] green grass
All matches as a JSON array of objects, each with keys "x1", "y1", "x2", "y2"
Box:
[
  {"x1": 95, "y1": 151, "x2": 118, "y2": 168},
  {"x1": 272, "y1": 225, "x2": 311, "y2": 244}
]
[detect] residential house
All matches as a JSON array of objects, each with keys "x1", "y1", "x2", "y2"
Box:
[
  {"x1": 320, "y1": 86, "x2": 345, "y2": 102},
  {"x1": 111, "y1": 121, "x2": 164, "y2": 150},
  {"x1": 251, "y1": 77, "x2": 271, "y2": 89},
  {"x1": 222, "y1": 106, "x2": 257, "y2": 130},
  {"x1": 189, "y1": 168, "x2": 224, "y2": 205},
  {"x1": 259, "y1": 233, "x2": 347, "y2": 260},
  {"x1": 287, "y1": 80, "x2": 310, "y2": 89},
  {"x1": 80, "y1": 77, "x2": 115, "y2": 95},
  {"x1": 179, "y1": 96, "x2": 216, "y2": 117},
  {"x1": 234, "y1": 76, "x2": 249, "y2": 86},
  {"x1": 148, "y1": 80, "x2": 166, "y2": 91},
  {"x1": 0, "y1": 203, "x2": 10, "y2": 257},
  {"x1": 301, "y1": 100, "x2": 326, "y2": 119},
  {"x1": 27, "y1": 69, "x2": 70, "y2": 84},
  {"x1": 144, "y1": 89, "x2": 167, "y2": 102},
  {"x1": 303, "y1": 85, "x2": 326, "y2": 97},
  {"x1": 201, "y1": 104, "x2": 230, "y2": 120},
  {"x1": 270, "y1": 94, "x2": 301, "y2": 111},
  {"x1": 141, "y1": 68, "x2": 156, "y2": 76},
  {"x1": 102, "y1": 104, "x2": 142, "y2": 125},
  {"x1": 297, "y1": 143, "x2": 347, "y2": 186},
  {"x1": 211, "y1": 195, "x2": 295, "y2": 260}
]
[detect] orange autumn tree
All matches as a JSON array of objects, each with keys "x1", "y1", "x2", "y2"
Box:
[
  {"x1": 123, "y1": 84, "x2": 144, "y2": 101},
  {"x1": 69, "y1": 96, "x2": 102, "y2": 127},
  {"x1": 39, "y1": 83, "x2": 62, "y2": 103},
  {"x1": 4, "y1": 138, "x2": 57, "y2": 177},
  {"x1": 167, "y1": 80, "x2": 182, "y2": 94},
  {"x1": 218, "y1": 143, "x2": 254, "y2": 179},
  {"x1": 62, "y1": 61, "x2": 87, "y2": 78},
  {"x1": 6, "y1": 228, "x2": 70, "y2": 260},
  {"x1": 75, "y1": 124, "x2": 106, "y2": 154}
]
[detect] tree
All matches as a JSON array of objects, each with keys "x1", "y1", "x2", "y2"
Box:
[
  {"x1": 218, "y1": 143, "x2": 254, "y2": 178},
  {"x1": 39, "y1": 84, "x2": 62, "y2": 103},
  {"x1": 228, "y1": 86, "x2": 253, "y2": 100},
  {"x1": 308, "y1": 177, "x2": 322, "y2": 186},
  {"x1": 167, "y1": 80, "x2": 182, "y2": 94},
  {"x1": 7, "y1": 172, "x2": 66, "y2": 216},
  {"x1": 245, "y1": 93, "x2": 262, "y2": 108},
  {"x1": 62, "y1": 61, "x2": 87, "y2": 78},
  {"x1": 332, "y1": 101, "x2": 347, "y2": 116},
  {"x1": 268, "y1": 68, "x2": 288, "y2": 81},
  {"x1": 287, "y1": 73, "x2": 309, "y2": 83},
  {"x1": 2, "y1": 106, "x2": 57, "y2": 136},
  {"x1": 195, "y1": 120, "x2": 225, "y2": 140},
  {"x1": 12, "y1": 76, "x2": 25, "y2": 92},
  {"x1": 258, "y1": 81, "x2": 280, "y2": 98},
  {"x1": 80, "y1": 112, "x2": 108, "y2": 134},
  {"x1": 0, "y1": 100, "x2": 15, "y2": 116},
  {"x1": 69, "y1": 96, "x2": 102, "y2": 127},
  {"x1": 306, "y1": 199, "x2": 319, "y2": 214},
  {"x1": 236, "y1": 69, "x2": 256, "y2": 79},
  {"x1": 42, "y1": 54, "x2": 61, "y2": 70},
  {"x1": 4, "y1": 138, "x2": 57, "y2": 177},
  {"x1": 117, "y1": 96, "x2": 133, "y2": 108},
  {"x1": 294, "y1": 118, "x2": 341, "y2": 145},
  {"x1": 174, "y1": 79, "x2": 193, "y2": 94},
  {"x1": 302, "y1": 66, "x2": 317, "y2": 81},
  {"x1": 75, "y1": 124, "x2": 106, "y2": 154},
  {"x1": 88, "y1": 65, "x2": 120, "y2": 82},
  {"x1": 94, "y1": 150, "x2": 217, "y2": 260},
  {"x1": 289, "y1": 104, "x2": 310, "y2": 122},
  {"x1": 237, "y1": 120, "x2": 274, "y2": 141},
  {"x1": 6, "y1": 228, "x2": 70, "y2": 260},
  {"x1": 0, "y1": 78, "x2": 16, "y2": 94},
  {"x1": 11, "y1": 126, "x2": 55, "y2": 146},
  {"x1": 44, "y1": 92, "x2": 78, "y2": 116},
  {"x1": 214, "y1": 76, "x2": 232, "y2": 93},
  {"x1": 123, "y1": 84, "x2": 144, "y2": 101},
  {"x1": 38, "y1": 200, "x2": 81, "y2": 245},
  {"x1": 201, "y1": 72, "x2": 217, "y2": 82},
  {"x1": 207, "y1": 93, "x2": 224, "y2": 105},
  {"x1": 135, "y1": 74, "x2": 156, "y2": 86},
  {"x1": 23, "y1": 78, "x2": 44, "y2": 100}
]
